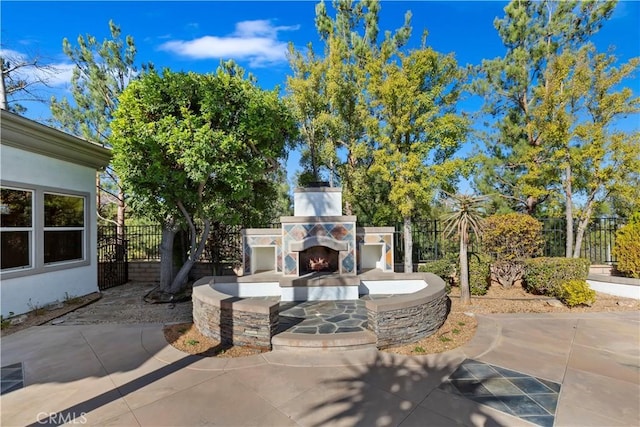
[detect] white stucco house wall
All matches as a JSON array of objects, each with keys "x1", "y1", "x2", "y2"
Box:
[{"x1": 1, "y1": 109, "x2": 111, "y2": 317}]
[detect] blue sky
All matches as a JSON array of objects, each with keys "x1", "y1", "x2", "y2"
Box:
[{"x1": 2, "y1": 0, "x2": 639, "y2": 187}]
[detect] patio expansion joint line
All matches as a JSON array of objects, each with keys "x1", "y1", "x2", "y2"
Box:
[
  {"x1": 468, "y1": 315, "x2": 503, "y2": 360},
  {"x1": 557, "y1": 318, "x2": 579, "y2": 403},
  {"x1": 77, "y1": 328, "x2": 142, "y2": 422}
]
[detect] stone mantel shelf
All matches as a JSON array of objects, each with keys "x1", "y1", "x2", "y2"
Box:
[{"x1": 280, "y1": 216, "x2": 357, "y2": 223}]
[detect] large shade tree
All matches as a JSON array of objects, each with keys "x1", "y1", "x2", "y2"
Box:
[
  {"x1": 287, "y1": 0, "x2": 411, "y2": 219},
  {"x1": 50, "y1": 20, "x2": 139, "y2": 241},
  {"x1": 369, "y1": 45, "x2": 469, "y2": 273},
  {"x1": 531, "y1": 44, "x2": 640, "y2": 257},
  {"x1": 286, "y1": 42, "x2": 336, "y2": 185},
  {"x1": 111, "y1": 67, "x2": 297, "y2": 294},
  {"x1": 473, "y1": 0, "x2": 616, "y2": 215}
]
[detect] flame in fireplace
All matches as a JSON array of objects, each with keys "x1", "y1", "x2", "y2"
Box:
[{"x1": 309, "y1": 257, "x2": 329, "y2": 271}]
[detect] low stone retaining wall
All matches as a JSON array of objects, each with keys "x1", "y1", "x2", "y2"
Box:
[
  {"x1": 128, "y1": 261, "x2": 223, "y2": 283},
  {"x1": 192, "y1": 277, "x2": 279, "y2": 350},
  {"x1": 364, "y1": 272, "x2": 449, "y2": 349},
  {"x1": 192, "y1": 272, "x2": 448, "y2": 350},
  {"x1": 128, "y1": 261, "x2": 161, "y2": 282}
]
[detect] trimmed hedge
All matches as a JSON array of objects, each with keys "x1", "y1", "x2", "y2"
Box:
[
  {"x1": 523, "y1": 257, "x2": 590, "y2": 298},
  {"x1": 419, "y1": 252, "x2": 490, "y2": 296},
  {"x1": 469, "y1": 253, "x2": 491, "y2": 296},
  {"x1": 482, "y1": 213, "x2": 544, "y2": 261},
  {"x1": 419, "y1": 258, "x2": 456, "y2": 281},
  {"x1": 419, "y1": 257, "x2": 455, "y2": 294},
  {"x1": 612, "y1": 220, "x2": 640, "y2": 278}
]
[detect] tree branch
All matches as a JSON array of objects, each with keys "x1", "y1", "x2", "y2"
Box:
[{"x1": 177, "y1": 200, "x2": 198, "y2": 262}]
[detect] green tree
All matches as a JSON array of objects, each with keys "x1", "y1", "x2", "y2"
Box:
[
  {"x1": 50, "y1": 20, "x2": 139, "y2": 241},
  {"x1": 111, "y1": 67, "x2": 296, "y2": 294},
  {"x1": 286, "y1": 42, "x2": 336, "y2": 184},
  {"x1": 474, "y1": 0, "x2": 615, "y2": 215},
  {"x1": 532, "y1": 44, "x2": 640, "y2": 257},
  {"x1": 312, "y1": 0, "x2": 411, "y2": 214},
  {"x1": 369, "y1": 45, "x2": 469, "y2": 272},
  {"x1": 442, "y1": 194, "x2": 487, "y2": 305}
]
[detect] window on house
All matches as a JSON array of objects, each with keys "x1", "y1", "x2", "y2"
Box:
[
  {"x1": 1, "y1": 188, "x2": 33, "y2": 270},
  {"x1": 44, "y1": 193, "x2": 85, "y2": 264}
]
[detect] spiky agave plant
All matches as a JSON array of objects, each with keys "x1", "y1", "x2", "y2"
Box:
[{"x1": 442, "y1": 193, "x2": 487, "y2": 305}]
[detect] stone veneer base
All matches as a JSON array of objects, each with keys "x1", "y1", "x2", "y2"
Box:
[
  {"x1": 363, "y1": 272, "x2": 449, "y2": 349},
  {"x1": 191, "y1": 272, "x2": 448, "y2": 351},
  {"x1": 192, "y1": 278, "x2": 279, "y2": 350}
]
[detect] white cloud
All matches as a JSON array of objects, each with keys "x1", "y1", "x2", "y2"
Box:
[
  {"x1": 158, "y1": 20, "x2": 300, "y2": 67},
  {"x1": 40, "y1": 63, "x2": 75, "y2": 87},
  {"x1": 0, "y1": 49, "x2": 73, "y2": 88}
]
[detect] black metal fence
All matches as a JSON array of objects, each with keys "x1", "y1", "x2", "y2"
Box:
[
  {"x1": 391, "y1": 220, "x2": 482, "y2": 264},
  {"x1": 111, "y1": 217, "x2": 626, "y2": 268},
  {"x1": 97, "y1": 226, "x2": 128, "y2": 290},
  {"x1": 539, "y1": 217, "x2": 625, "y2": 264}
]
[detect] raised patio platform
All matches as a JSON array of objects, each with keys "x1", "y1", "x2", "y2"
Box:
[{"x1": 192, "y1": 271, "x2": 449, "y2": 351}]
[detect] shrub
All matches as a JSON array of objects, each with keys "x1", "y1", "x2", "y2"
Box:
[
  {"x1": 482, "y1": 213, "x2": 544, "y2": 260},
  {"x1": 482, "y1": 213, "x2": 544, "y2": 288},
  {"x1": 523, "y1": 257, "x2": 590, "y2": 297},
  {"x1": 419, "y1": 252, "x2": 490, "y2": 296},
  {"x1": 419, "y1": 258, "x2": 456, "y2": 281},
  {"x1": 419, "y1": 256, "x2": 456, "y2": 293},
  {"x1": 561, "y1": 280, "x2": 596, "y2": 307},
  {"x1": 612, "y1": 220, "x2": 640, "y2": 279},
  {"x1": 490, "y1": 259, "x2": 525, "y2": 289},
  {"x1": 469, "y1": 253, "x2": 491, "y2": 296}
]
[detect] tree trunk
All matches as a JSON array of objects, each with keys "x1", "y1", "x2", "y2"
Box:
[
  {"x1": 525, "y1": 195, "x2": 538, "y2": 215},
  {"x1": 115, "y1": 187, "x2": 126, "y2": 261},
  {"x1": 116, "y1": 187, "x2": 126, "y2": 244},
  {"x1": 344, "y1": 200, "x2": 353, "y2": 216},
  {"x1": 329, "y1": 158, "x2": 334, "y2": 187},
  {"x1": 0, "y1": 60, "x2": 7, "y2": 110},
  {"x1": 403, "y1": 216, "x2": 413, "y2": 273},
  {"x1": 159, "y1": 222, "x2": 177, "y2": 293},
  {"x1": 565, "y1": 164, "x2": 574, "y2": 258},
  {"x1": 573, "y1": 200, "x2": 595, "y2": 259},
  {"x1": 168, "y1": 219, "x2": 211, "y2": 294},
  {"x1": 96, "y1": 173, "x2": 101, "y2": 223},
  {"x1": 459, "y1": 234, "x2": 470, "y2": 305}
]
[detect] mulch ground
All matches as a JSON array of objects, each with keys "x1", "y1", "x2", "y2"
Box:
[{"x1": 1, "y1": 293, "x2": 102, "y2": 337}]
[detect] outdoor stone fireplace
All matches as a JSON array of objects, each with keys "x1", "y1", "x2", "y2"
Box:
[
  {"x1": 241, "y1": 185, "x2": 394, "y2": 277},
  {"x1": 195, "y1": 185, "x2": 448, "y2": 350}
]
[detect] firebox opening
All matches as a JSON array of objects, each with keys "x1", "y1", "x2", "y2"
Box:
[{"x1": 299, "y1": 246, "x2": 339, "y2": 275}]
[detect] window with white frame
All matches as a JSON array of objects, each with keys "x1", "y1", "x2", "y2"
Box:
[
  {"x1": 0, "y1": 187, "x2": 34, "y2": 270},
  {"x1": 44, "y1": 193, "x2": 85, "y2": 264}
]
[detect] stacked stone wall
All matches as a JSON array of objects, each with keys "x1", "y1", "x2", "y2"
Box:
[
  {"x1": 366, "y1": 293, "x2": 448, "y2": 348},
  {"x1": 364, "y1": 272, "x2": 449, "y2": 349},
  {"x1": 128, "y1": 261, "x2": 218, "y2": 283},
  {"x1": 192, "y1": 280, "x2": 279, "y2": 350}
]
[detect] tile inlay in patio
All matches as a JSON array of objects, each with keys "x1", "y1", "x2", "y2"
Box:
[
  {"x1": 439, "y1": 359, "x2": 560, "y2": 427},
  {"x1": 1, "y1": 362, "x2": 24, "y2": 395}
]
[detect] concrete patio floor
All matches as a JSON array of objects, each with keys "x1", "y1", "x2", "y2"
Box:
[{"x1": 1, "y1": 311, "x2": 638, "y2": 426}]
